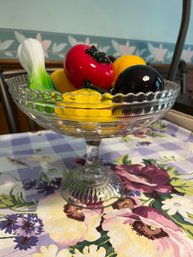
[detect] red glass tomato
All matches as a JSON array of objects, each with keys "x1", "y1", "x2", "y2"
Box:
[{"x1": 64, "y1": 44, "x2": 115, "y2": 90}]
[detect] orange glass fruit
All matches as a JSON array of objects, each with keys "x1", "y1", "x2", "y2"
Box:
[{"x1": 113, "y1": 55, "x2": 146, "y2": 85}]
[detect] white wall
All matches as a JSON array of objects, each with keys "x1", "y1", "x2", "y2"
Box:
[{"x1": 0, "y1": 0, "x2": 192, "y2": 45}]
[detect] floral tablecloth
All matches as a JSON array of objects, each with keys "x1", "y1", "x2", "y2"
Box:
[{"x1": 0, "y1": 120, "x2": 193, "y2": 257}]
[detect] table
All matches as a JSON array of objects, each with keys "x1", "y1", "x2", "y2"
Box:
[{"x1": 0, "y1": 119, "x2": 193, "y2": 257}]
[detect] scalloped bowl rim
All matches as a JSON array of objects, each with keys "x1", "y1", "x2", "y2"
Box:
[{"x1": 7, "y1": 75, "x2": 180, "y2": 107}]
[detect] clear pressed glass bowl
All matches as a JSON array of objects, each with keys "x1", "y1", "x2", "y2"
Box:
[{"x1": 7, "y1": 74, "x2": 180, "y2": 208}]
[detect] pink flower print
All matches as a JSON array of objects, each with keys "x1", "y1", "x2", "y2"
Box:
[
  {"x1": 115, "y1": 164, "x2": 172, "y2": 194},
  {"x1": 102, "y1": 206, "x2": 193, "y2": 257},
  {"x1": 181, "y1": 46, "x2": 193, "y2": 63},
  {"x1": 134, "y1": 127, "x2": 150, "y2": 138},
  {"x1": 36, "y1": 33, "x2": 52, "y2": 58},
  {"x1": 67, "y1": 36, "x2": 109, "y2": 55},
  {"x1": 84, "y1": 37, "x2": 95, "y2": 46},
  {"x1": 67, "y1": 35, "x2": 97, "y2": 48},
  {"x1": 112, "y1": 39, "x2": 136, "y2": 56},
  {"x1": 148, "y1": 43, "x2": 168, "y2": 63},
  {"x1": 36, "y1": 193, "x2": 102, "y2": 246}
]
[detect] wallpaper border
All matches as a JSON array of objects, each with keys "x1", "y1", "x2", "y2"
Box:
[{"x1": 0, "y1": 28, "x2": 193, "y2": 64}]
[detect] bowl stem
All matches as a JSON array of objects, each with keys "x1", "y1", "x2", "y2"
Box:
[
  {"x1": 81, "y1": 139, "x2": 105, "y2": 184},
  {"x1": 60, "y1": 138, "x2": 124, "y2": 208}
]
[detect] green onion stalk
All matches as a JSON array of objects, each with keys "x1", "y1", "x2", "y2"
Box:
[
  {"x1": 18, "y1": 38, "x2": 56, "y2": 112},
  {"x1": 18, "y1": 38, "x2": 55, "y2": 91}
]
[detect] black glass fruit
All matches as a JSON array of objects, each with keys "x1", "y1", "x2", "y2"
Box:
[{"x1": 113, "y1": 65, "x2": 164, "y2": 94}]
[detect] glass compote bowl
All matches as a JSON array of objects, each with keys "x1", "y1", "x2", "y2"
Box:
[{"x1": 7, "y1": 74, "x2": 180, "y2": 208}]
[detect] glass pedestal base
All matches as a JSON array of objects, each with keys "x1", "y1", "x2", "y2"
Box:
[{"x1": 60, "y1": 166, "x2": 124, "y2": 208}]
